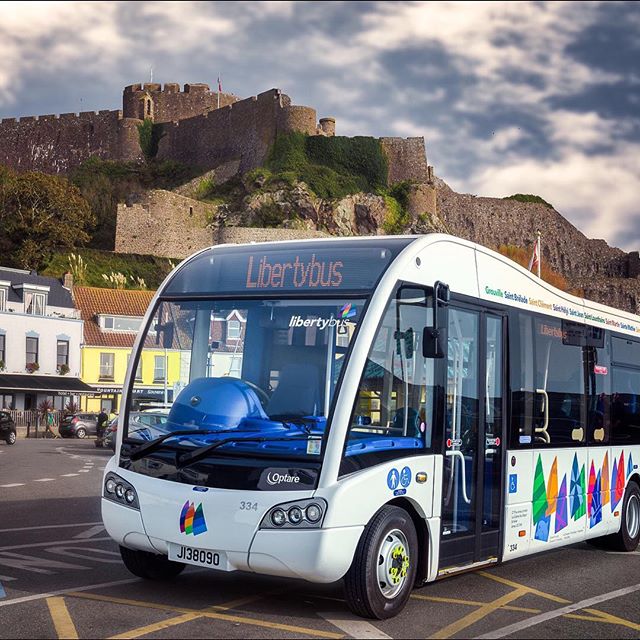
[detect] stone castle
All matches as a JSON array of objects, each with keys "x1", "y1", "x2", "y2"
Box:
[
  {"x1": 0, "y1": 83, "x2": 429, "y2": 183},
  {"x1": 2, "y1": 81, "x2": 640, "y2": 313}
]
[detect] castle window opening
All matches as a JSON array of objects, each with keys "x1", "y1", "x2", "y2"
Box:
[
  {"x1": 146, "y1": 100, "x2": 151, "y2": 117},
  {"x1": 189, "y1": 207, "x2": 193, "y2": 217}
]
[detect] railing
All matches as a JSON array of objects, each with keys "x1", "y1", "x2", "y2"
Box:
[{"x1": 6, "y1": 409, "x2": 64, "y2": 437}]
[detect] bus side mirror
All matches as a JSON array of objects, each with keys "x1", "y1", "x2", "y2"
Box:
[
  {"x1": 423, "y1": 327, "x2": 446, "y2": 359},
  {"x1": 423, "y1": 280, "x2": 450, "y2": 359}
]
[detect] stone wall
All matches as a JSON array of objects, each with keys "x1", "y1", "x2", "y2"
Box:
[
  {"x1": 115, "y1": 190, "x2": 215, "y2": 259},
  {"x1": 156, "y1": 89, "x2": 317, "y2": 174},
  {"x1": 435, "y1": 182, "x2": 629, "y2": 281},
  {"x1": 217, "y1": 227, "x2": 329, "y2": 245},
  {"x1": 380, "y1": 137, "x2": 430, "y2": 185},
  {"x1": 0, "y1": 110, "x2": 144, "y2": 173},
  {"x1": 122, "y1": 83, "x2": 238, "y2": 123}
]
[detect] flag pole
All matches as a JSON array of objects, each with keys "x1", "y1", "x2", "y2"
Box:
[
  {"x1": 537, "y1": 230, "x2": 542, "y2": 279},
  {"x1": 217, "y1": 73, "x2": 221, "y2": 109}
]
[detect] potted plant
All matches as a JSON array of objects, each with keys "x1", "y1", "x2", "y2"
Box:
[
  {"x1": 26, "y1": 361, "x2": 40, "y2": 374},
  {"x1": 0, "y1": 360, "x2": 5, "y2": 372},
  {"x1": 58, "y1": 363, "x2": 70, "y2": 376}
]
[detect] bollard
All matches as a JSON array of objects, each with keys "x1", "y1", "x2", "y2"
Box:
[{"x1": 27, "y1": 420, "x2": 31, "y2": 438}]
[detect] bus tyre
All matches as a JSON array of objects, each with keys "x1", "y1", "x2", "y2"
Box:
[
  {"x1": 119, "y1": 546, "x2": 185, "y2": 580},
  {"x1": 610, "y1": 481, "x2": 640, "y2": 552},
  {"x1": 344, "y1": 506, "x2": 418, "y2": 619}
]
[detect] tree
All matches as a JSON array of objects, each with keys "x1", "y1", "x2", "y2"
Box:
[{"x1": 0, "y1": 169, "x2": 95, "y2": 270}]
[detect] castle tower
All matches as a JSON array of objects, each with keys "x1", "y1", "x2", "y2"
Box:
[
  {"x1": 122, "y1": 83, "x2": 238, "y2": 123},
  {"x1": 318, "y1": 117, "x2": 336, "y2": 136}
]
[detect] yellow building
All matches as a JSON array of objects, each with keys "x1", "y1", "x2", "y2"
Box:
[{"x1": 74, "y1": 287, "x2": 183, "y2": 413}]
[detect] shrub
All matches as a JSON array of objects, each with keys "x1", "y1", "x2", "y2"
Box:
[
  {"x1": 503, "y1": 194, "x2": 554, "y2": 209},
  {"x1": 382, "y1": 196, "x2": 410, "y2": 235},
  {"x1": 58, "y1": 364, "x2": 70, "y2": 376},
  {"x1": 263, "y1": 133, "x2": 388, "y2": 200},
  {"x1": 137, "y1": 119, "x2": 164, "y2": 161}
]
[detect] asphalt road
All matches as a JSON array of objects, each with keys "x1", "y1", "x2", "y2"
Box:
[{"x1": 1, "y1": 437, "x2": 640, "y2": 639}]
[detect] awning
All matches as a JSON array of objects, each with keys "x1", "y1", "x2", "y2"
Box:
[{"x1": 0, "y1": 374, "x2": 96, "y2": 395}]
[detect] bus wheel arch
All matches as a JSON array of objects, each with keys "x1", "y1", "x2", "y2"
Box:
[
  {"x1": 344, "y1": 504, "x2": 419, "y2": 619},
  {"x1": 607, "y1": 478, "x2": 640, "y2": 552},
  {"x1": 387, "y1": 497, "x2": 430, "y2": 586}
]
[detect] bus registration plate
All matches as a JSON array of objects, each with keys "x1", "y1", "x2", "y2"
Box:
[{"x1": 168, "y1": 543, "x2": 230, "y2": 570}]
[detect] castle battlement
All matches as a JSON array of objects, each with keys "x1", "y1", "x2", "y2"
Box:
[{"x1": 0, "y1": 82, "x2": 430, "y2": 188}]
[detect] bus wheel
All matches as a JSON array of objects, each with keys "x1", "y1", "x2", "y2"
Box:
[
  {"x1": 119, "y1": 546, "x2": 185, "y2": 580},
  {"x1": 609, "y1": 481, "x2": 640, "y2": 552},
  {"x1": 344, "y1": 506, "x2": 418, "y2": 619}
]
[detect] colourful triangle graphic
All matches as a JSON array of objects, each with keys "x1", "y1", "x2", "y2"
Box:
[
  {"x1": 570, "y1": 454, "x2": 582, "y2": 519},
  {"x1": 555, "y1": 475, "x2": 568, "y2": 533},
  {"x1": 590, "y1": 471, "x2": 602, "y2": 528},
  {"x1": 535, "y1": 514, "x2": 551, "y2": 542},
  {"x1": 192, "y1": 503, "x2": 207, "y2": 536},
  {"x1": 546, "y1": 457, "x2": 558, "y2": 516},
  {"x1": 185, "y1": 502, "x2": 195, "y2": 535},
  {"x1": 532, "y1": 455, "x2": 548, "y2": 525},
  {"x1": 601, "y1": 453, "x2": 610, "y2": 506},
  {"x1": 615, "y1": 452, "x2": 626, "y2": 507},
  {"x1": 179, "y1": 500, "x2": 189, "y2": 533},
  {"x1": 574, "y1": 464, "x2": 586, "y2": 520},
  {"x1": 628, "y1": 452, "x2": 634, "y2": 478},
  {"x1": 588, "y1": 460, "x2": 596, "y2": 516},
  {"x1": 611, "y1": 458, "x2": 621, "y2": 510}
]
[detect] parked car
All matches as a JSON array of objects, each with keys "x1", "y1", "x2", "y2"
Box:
[
  {"x1": 105, "y1": 412, "x2": 169, "y2": 452},
  {"x1": 103, "y1": 416, "x2": 119, "y2": 452},
  {"x1": 0, "y1": 411, "x2": 17, "y2": 445},
  {"x1": 58, "y1": 413, "x2": 98, "y2": 439}
]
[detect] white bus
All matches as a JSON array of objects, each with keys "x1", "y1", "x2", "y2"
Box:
[{"x1": 102, "y1": 234, "x2": 640, "y2": 619}]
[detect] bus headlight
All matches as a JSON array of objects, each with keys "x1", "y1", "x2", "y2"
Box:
[
  {"x1": 260, "y1": 498, "x2": 327, "y2": 529},
  {"x1": 103, "y1": 472, "x2": 139, "y2": 510}
]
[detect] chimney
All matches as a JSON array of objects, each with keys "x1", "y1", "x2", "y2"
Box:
[{"x1": 63, "y1": 272, "x2": 74, "y2": 290}]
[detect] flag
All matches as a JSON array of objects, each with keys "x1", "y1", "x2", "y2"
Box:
[
  {"x1": 217, "y1": 75, "x2": 222, "y2": 93},
  {"x1": 528, "y1": 233, "x2": 541, "y2": 276}
]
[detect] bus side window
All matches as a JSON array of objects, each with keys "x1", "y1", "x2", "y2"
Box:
[
  {"x1": 340, "y1": 285, "x2": 435, "y2": 475},
  {"x1": 509, "y1": 312, "x2": 535, "y2": 447},
  {"x1": 587, "y1": 337, "x2": 611, "y2": 444},
  {"x1": 611, "y1": 366, "x2": 640, "y2": 446},
  {"x1": 535, "y1": 318, "x2": 585, "y2": 445}
]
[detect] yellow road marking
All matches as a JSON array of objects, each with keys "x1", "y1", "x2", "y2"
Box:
[
  {"x1": 108, "y1": 590, "x2": 285, "y2": 639},
  {"x1": 478, "y1": 571, "x2": 570, "y2": 604},
  {"x1": 68, "y1": 591, "x2": 343, "y2": 639},
  {"x1": 572, "y1": 608, "x2": 640, "y2": 631},
  {"x1": 410, "y1": 593, "x2": 541, "y2": 614},
  {"x1": 110, "y1": 614, "x2": 199, "y2": 639},
  {"x1": 429, "y1": 588, "x2": 528, "y2": 639},
  {"x1": 46, "y1": 597, "x2": 79, "y2": 640}
]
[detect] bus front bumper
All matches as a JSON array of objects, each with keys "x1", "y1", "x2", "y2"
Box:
[{"x1": 248, "y1": 526, "x2": 364, "y2": 583}]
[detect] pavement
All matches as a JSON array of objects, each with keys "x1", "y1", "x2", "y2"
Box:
[{"x1": 1, "y1": 437, "x2": 640, "y2": 639}]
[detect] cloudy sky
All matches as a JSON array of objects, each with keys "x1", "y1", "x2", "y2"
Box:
[{"x1": 1, "y1": 1, "x2": 639, "y2": 250}]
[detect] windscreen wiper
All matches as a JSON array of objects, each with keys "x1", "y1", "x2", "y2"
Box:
[
  {"x1": 270, "y1": 415, "x2": 324, "y2": 434},
  {"x1": 176, "y1": 436, "x2": 312, "y2": 469},
  {"x1": 126, "y1": 429, "x2": 237, "y2": 461}
]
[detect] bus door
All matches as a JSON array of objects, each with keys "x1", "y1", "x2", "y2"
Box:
[{"x1": 438, "y1": 306, "x2": 506, "y2": 572}]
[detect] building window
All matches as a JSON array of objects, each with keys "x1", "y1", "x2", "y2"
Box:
[
  {"x1": 1, "y1": 394, "x2": 14, "y2": 410},
  {"x1": 25, "y1": 292, "x2": 46, "y2": 316},
  {"x1": 0, "y1": 288, "x2": 6, "y2": 312},
  {"x1": 227, "y1": 320, "x2": 241, "y2": 340},
  {"x1": 0, "y1": 334, "x2": 5, "y2": 365},
  {"x1": 57, "y1": 340, "x2": 69, "y2": 368},
  {"x1": 99, "y1": 353, "x2": 115, "y2": 380},
  {"x1": 154, "y1": 355, "x2": 165, "y2": 383},
  {"x1": 26, "y1": 337, "x2": 39, "y2": 364},
  {"x1": 127, "y1": 353, "x2": 143, "y2": 381},
  {"x1": 101, "y1": 316, "x2": 144, "y2": 333}
]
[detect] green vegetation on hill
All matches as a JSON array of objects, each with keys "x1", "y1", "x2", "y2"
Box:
[
  {"x1": 42, "y1": 248, "x2": 178, "y2": 290},
  {"x1": 264, "y1": 132, "x2": 388, "y2": 199},
  {"x1": 70, "y1": 158, "x2": 202, "y2": 250},
  {"x1": 504, "y1": 193, "x2": 554, "y2": 209}
]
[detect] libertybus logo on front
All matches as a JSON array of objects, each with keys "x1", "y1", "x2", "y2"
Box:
[{"x1": 179, "y1": 501, "x2": 207, "y2": 536}]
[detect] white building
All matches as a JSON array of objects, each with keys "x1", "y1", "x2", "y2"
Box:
[{"x1": 0, "y1": 268, "x2": 93, "y2": 412}]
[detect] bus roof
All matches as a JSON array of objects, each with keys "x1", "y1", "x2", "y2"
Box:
[{"x1": 161, "y1": 233, "x2": 640, "y2": 339}]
